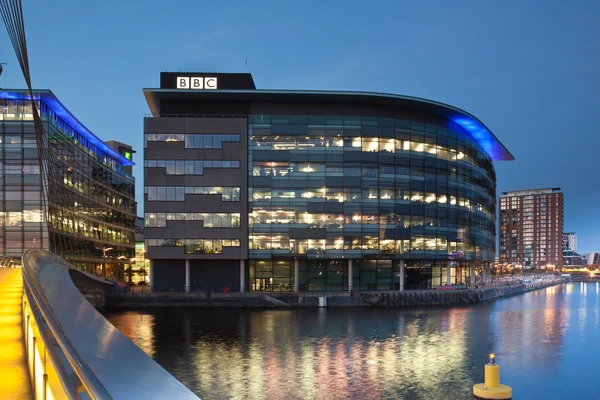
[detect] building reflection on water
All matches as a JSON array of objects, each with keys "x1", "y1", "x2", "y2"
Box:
[
  {"x1": 101, "y1": 284, "x2": 600, "y2": 400},
  {"x1": 103, "y1": 312, "x2": 156, "y2": 358},
  {"x1": 490, "y1": 285, "x2": 568, "y2": 377}
]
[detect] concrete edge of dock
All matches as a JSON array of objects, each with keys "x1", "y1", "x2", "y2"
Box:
[{"x1": 103, "y1": 279, "x2": 565, "y2": 308}]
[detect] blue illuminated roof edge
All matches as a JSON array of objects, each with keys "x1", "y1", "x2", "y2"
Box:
[
  {"x1": 144, "y1": 88, "x2": 514, "y2": 161},
  {"x1": 1, "y1": 90, "x2": 134, "y2": 166}
]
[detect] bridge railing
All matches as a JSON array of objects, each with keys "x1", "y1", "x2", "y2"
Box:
[{"x1": 21, "y1": 249, "x2": 199, "y2": 399}]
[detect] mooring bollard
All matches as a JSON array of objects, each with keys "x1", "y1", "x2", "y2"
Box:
[{"x1": 473, "y1": 354, "x2": 512, "y2": 399}]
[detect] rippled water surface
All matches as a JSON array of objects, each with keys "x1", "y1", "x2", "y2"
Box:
[{"x1": 104, "y1": 283, "x2": 600, "y2": 399}]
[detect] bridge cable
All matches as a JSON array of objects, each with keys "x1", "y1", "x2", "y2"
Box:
[{"x1": 1, "y1": 0, "x2": 78, "y2": 260}]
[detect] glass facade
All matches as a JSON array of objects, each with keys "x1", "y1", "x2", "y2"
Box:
[
  {"x1": 145, "y1": 133, "x2": 241, "y2": 148},
  {"x1": 145, "y1": 238, "x2": 241, "y2": 254},
  {"x1": 248, "y1": 115, "x2": 496, "y2": 290},
  {"x1": 131, "y1": 241, "x2": 150, "y2": 284},
  {"x1": 144, "y1": 159, "x2": 240, "y2": 175},
  {"x1": 145, "y1": 186, "x2": 240, "y2": 202},
  {"x1": 0, "y1": 101, "x2": 48, "y2": 258},
  {"x1": 0, "y1": 93, "x2": 136, "y2": 280}
]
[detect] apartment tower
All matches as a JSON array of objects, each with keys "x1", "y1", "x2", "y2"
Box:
[{"x1": 499, "y1": 188, "x2": 563, "y2": 270}]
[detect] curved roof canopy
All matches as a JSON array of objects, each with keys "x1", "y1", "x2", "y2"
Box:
[
  {"x1": 1, "y1": 90, "x2": 134, "y2": 166},
  {"x1": 144, "y1": 88, "x2": 514, "y2": 161}
]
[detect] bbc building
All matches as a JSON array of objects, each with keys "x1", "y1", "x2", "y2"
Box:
[
  {"x1": 0, "y1": 90, "x2": 136, "y2": 277},
  {"x1": 143, "y1": 73, "x2": 513, "y2": 292}
]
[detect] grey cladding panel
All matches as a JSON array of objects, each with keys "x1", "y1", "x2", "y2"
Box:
[
  {"x1": 144, "y1": 116, "x2": 249, "y2": 258},
  {"x1": 289, "y1": 228, "x2": 326, "y2": 239}
]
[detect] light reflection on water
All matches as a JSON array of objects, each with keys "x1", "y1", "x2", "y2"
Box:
[{"x1": 104, "y1": 283, "x2": 600, "y2": 399}]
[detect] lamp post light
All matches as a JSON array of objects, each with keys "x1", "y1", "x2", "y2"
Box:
[
  {"x1": 95, "y1": 247, "x2": 113, "y2": 278},
  {"x1": 118, "y1": 256, "x2": 136, "y2": 284}
]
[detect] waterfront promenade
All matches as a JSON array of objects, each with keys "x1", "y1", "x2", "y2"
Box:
[
  {"x1": 0, "y1": 268, "x2": 32, "y2": 399},
  {"x1": 107, "y1": 278, "x2": 564, "y2": 308}
]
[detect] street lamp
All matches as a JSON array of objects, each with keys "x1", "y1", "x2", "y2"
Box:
[
  {"x1": 96, "y1": 247, "x2": 113, "y2": 278},
  {"x1": 118, "y1": 256, "x2": 136, "y2": 284}
]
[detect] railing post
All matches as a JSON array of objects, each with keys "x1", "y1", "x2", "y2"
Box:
[
  {"x1": 32, "y1": 336, "x2": 36, "y2": 397},
  {"x1": 43, "y1": 347, "x2": 47, "y2": 400},
  {"x1": 23, "y1": 298, "x2": 27, "y2": 334},
  {"x1": 43, "y1": 373, "x2": 48, "y2": 400},
  {"x1": 26, "y1": 314, "x2": 30, "y2": 357}
]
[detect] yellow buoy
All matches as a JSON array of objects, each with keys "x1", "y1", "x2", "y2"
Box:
[{"x1": 473, "y1": 354, "x2": 512, "y2": 399}]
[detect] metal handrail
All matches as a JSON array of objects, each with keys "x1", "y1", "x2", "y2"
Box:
[
  {"x1": 23, "y1": 285, "x2": 83, "y2": 399},
  {"x1": 22, "y1": 249, "x2": 199, "y2": 399},
  {"x1": 22, "y1": 250, "x2": 113, "y2": 399}
]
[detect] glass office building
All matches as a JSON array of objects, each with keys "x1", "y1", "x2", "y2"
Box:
[
  {"x1": 0, "y1": 90, "x2": 136, "y2": 279},
  {"x1": 144, "y1": 73, "x2": 513, "y2": 292}
]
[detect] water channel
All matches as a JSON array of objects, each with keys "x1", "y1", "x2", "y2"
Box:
[{"x1": 104, "y1": 282, "x2": 600, "y2": 399}]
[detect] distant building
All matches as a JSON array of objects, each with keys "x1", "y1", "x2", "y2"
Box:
[
  {"x1": 581, "y1": 252, "x2": 600, "y2": 268},
  {"x1": 0, "y1": 90, "x2": 136, "y2": 278},
  {"x1": 106, "y1": 140, "x2": 135, "y2": 175},
  {"x1": 562, "y1": 232, "x2": 577, "y2": 252},
  {"x1": 499, "y1": 188, "x2": 563, "y2": 270},
  {"x1": 563, "y1": 251, "x2": 584, "y2": 269},
  {"x1": 562, "y1": 232, "x2": 584, "y2": 269}
]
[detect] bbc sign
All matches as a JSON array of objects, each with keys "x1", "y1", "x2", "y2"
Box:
[{"x1": 176, "y1": 76, "x2": 218, "y2": 90}]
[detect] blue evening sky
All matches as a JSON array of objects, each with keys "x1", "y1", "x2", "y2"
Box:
[{"x1": 2, "y1": 0, "x2": 599, "y2": 252}]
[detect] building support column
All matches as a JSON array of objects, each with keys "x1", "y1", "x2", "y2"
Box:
[
  {"x1": 399, "y1": 260, "x2": 405, "y2": 291},
  {"x1": 446, "y1": 262, "x2": 452, "y2": 285},
  {"x1": 294, "y1": 259, "x2": 300, "y2": 293},
  {"x1": 348, "y1": 260, "x2": 353, "y2": 293},
  {"x1": 185, "y1": 259, "x2": 190, "y2": 293},
  {"x1": 471, "y1": 264, "x2": 476, "y2": 287},
  {"x1": 240, "y1": 259, "x2": 246, "y2": 293},
  {"x1": 149, "y1": 259, "x2": 155, "y2": 292}
]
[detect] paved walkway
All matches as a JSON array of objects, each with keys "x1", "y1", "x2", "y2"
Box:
[{"x1": 0, "y1": 268, "x2": 32, "y2": 399}]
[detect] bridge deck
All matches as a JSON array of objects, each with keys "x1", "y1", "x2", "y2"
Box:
[{"x1": 0, "y1": 268, "x2": 32, "y2": 399}]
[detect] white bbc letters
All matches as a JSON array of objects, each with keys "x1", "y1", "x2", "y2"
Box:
[
  {"x1": 205, "y1": 77, "x2": 217, "y2": 89},
  {"x1": 177, "y1": 77, "x2": 189, "y2": 89},
  {"x1": 177, "y1": 77, "x2": 218, "y2": 90},
  {"x1": 190, "y1": 77, "x2": 204, "y2": 89}
]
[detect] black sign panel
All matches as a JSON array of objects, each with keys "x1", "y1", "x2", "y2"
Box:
[{"x1": 160, "y1": 72, "x2": 256, "y2": 90}]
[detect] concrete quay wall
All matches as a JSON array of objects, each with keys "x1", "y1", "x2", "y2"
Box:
[
  {"x1": 360, "y1": 279, "x2": 562, "y2": 308},
  {"x1": 104, "y1": 280, "x2": 564, "y2": 308},
  {"x1": 570, "y1": 275, "x2": 600, "y2": 282}
]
